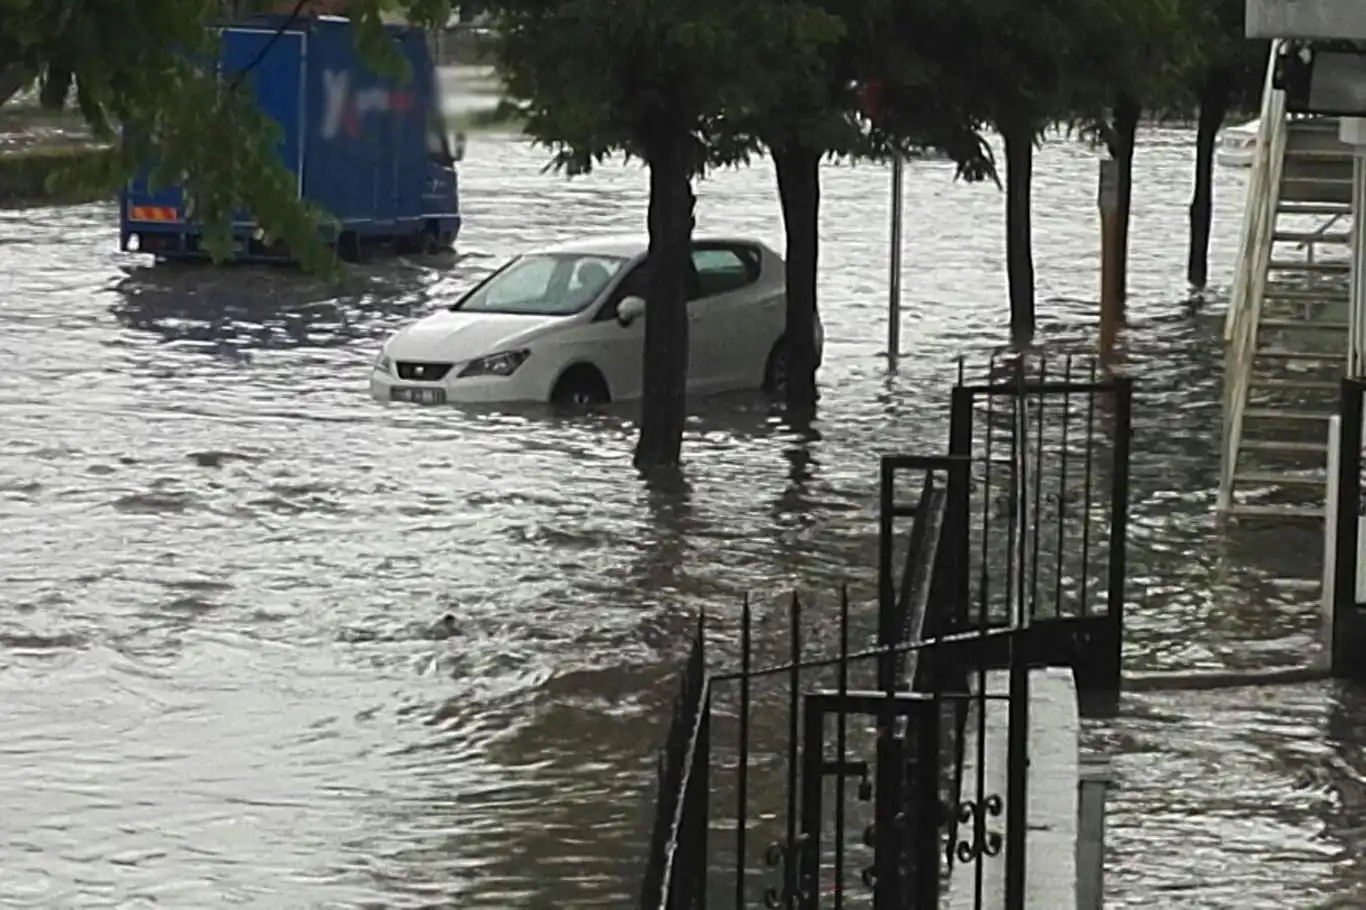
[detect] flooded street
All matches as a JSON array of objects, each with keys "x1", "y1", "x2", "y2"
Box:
[{"x1": 0, "y1": 120, "x2": 1356, "y2": 908}]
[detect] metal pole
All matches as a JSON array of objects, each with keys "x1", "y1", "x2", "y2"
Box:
[
  {"x1": 1351, "y1": 152, "x2": 1366, "y2": 378},
  {"x1": 888, "y1": 154, "x2": 904, "y2": 371},
  {"x1": 1333, "y1": 378, "x2": 1364, "y2": 677}
]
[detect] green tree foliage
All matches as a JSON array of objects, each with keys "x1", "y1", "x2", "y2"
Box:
[
  {"x1": 862, "y1": 0, "x2": 1195, "y2": 341},
  {"x1": 38, "y1": 65, "x2": 72, "y2": 110},
  {"x1": 722, "y1": 0, "x2": 995, "y2": 417},
  {"x1": 0, "y1": 0, "x2": 453, "y2": 274},
  {"x1": 859, "y1": 0, "x2": 1084, "y2": 340},
  {"x1": 1172, "y1": 0, "x2": 1268, "y2": 288},
  {"x1": 1065, "y1": 0, "x2": 1267, "y2": 295},
  {"x1": 710, "y1": 0, "x2": 854, "y2": 419},
  {"x1": 1063, "y1": 0, "x2": 1190, "y2": 303},
  {"x1": 491, "y1": 0, "x2": 832, "y2": 469}
]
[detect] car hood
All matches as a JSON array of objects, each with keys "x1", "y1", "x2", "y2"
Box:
[{"x1": 384, "y1": 309, "x2": 563, "y2": 362}]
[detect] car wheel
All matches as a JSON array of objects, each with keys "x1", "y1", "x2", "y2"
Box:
[
  {"x1": 764, "y1": 340, "x2": 789, "y2": 396},
  {"x1": 551, "y1": 366, "x2": 610, "y2": 411}
]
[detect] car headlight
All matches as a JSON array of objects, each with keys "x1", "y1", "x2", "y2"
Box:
[
  {"x1": 374, "y1": 351, "x2": 393, "y2": 375},
  {"x1": 458, "y1": 349, "x2": 529, "y2": 378}
]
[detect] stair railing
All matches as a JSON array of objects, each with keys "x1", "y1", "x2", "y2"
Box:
[
  {"x1": 1219, "y1": 38, "x2": 1288, "y2": 513},
  {"x1": 1297, "y1": 213, "x2": 1345, "y2": 266}
]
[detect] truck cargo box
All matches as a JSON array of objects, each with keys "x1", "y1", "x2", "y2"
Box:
[{"x1": 119, "y1": 14, "x2": 462, "y2": 263}]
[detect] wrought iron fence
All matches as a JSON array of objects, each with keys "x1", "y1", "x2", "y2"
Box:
[
  {"x1": 948, "y1": 355, "x2": 1132, "y2": 700},
  {"x1": 639, "y1": 355, "x2": 1133, "y2": 909}
]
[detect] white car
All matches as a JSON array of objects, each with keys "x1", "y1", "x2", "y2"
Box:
[
  {"x1": 1216, "y1": 118, "x2": 1259, "y2": 168},
  {"x1": 370, "y1": 234, "x2": 823, "y2": 407}
]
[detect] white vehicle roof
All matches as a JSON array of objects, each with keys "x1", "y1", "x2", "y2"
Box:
[
  {"x1": 537, "y1": 233, "x2": 774, "y2": 259},
  {"x1": 1225, "y1": 118, "x2": 1260, "y2": 135}
]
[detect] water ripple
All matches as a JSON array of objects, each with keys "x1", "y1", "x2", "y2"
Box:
[{"x1": 0, "y1": 124, "x2": 1349, "y2": 908}]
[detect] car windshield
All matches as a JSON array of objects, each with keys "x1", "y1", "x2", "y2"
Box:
[{"x1": 454, "y1": 253, "x2": 628, "y2": 316}]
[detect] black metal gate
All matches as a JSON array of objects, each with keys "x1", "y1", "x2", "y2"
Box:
[
  {"x1": 640, "y1": 355, "x2": 1134, "y2": 909},
  {"x1": 1329, "y1": 376, "x2": 1366, "y2": 677},
  {"x1": 945, "y1": 355, "x2": 1132, "y2": 703}
]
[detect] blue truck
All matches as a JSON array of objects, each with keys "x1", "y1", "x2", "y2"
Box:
[{"x1": 119, "y1": 14, "x2": 462, "y2": 263}]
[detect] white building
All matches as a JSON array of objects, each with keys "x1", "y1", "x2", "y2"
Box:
[
  {"x1": 1247, "y1": 0, "x2": 1366, "y2": 40},
  {"x1": 1217, "y1": 6, "x2": 1366, "y2": 520}
]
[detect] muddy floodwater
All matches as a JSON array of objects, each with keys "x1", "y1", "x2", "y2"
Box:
[{"x1": 0, "y1": 117, "x2": 1356, "y2": 908}]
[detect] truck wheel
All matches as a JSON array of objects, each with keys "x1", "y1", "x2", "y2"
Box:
[
  {"x1": 337, "y1": 231, "x2": 362, "y2": 263},
  {"x1": 426, "y1": 228, "x2": 454, "y2": 254},
  {"x1": 394, "y1": 233, "x2": 424, "y2": 255}
]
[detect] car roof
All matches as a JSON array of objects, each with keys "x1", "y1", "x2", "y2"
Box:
[{"x1": 536, "y1": 233, "x2": 773, "y2": 259}]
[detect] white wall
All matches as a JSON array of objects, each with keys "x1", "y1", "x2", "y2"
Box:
[{"x1": 1247, "y1": 0, "x2": 1366, "y2": 39}]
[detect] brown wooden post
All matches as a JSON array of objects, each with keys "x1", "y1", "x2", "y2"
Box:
[{"x1": 1098, "y1": 159, "x2": 1123, "y2": 365}]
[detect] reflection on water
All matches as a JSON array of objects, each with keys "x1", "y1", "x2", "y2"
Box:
[
  {"x1": 0, "y1": 128, "x2": 1350, "y2": 908},
  {"x1": 108, "y1": 263, "x2": 448, "y2": 355}
]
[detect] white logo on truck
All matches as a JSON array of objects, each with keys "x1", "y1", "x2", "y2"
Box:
[{"x1": 320, "y1": 69, "x2": 415, "y2": 140}]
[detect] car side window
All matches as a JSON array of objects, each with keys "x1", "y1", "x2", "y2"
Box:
[
  {"x1": 595, "y1": 263, "x2": 651, "y2": 321},
  {"x1": 691, "y1": 246, "x2": 760, "y2": 299}
]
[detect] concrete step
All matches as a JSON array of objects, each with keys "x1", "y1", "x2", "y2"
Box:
[
  {"x1": 1234, "y1": 469, "x2": 1327, "y2": 487},
  {"x1": 1276, "y1": 202, "x2": 1352, "y2": 216},
  {"x1": 1286, "y1": 120, "x2": 1354, "y2": 155},
  {"x1": 1255, "y1": 348, "x2": 1348, "y2": 361},
  {"x1": 945, "y1": 669, "x2": 1082, "y2": 910},
  {"x1": 1241, "y1": 438, "x2": 1329, "y2": 454},
  {"x1": 1261, "y1": 287, "x2": 1347, "y2": 303},
  {"x1": 1288, "y1": 116, "x2": 1341, "y2": 133},
  {"x1": 1228, "y1": 502, "x2": 1325, "y2": 520},
  {"x1": 1280, "y1": 173, "x2": 1354, "y2": 186},
  {"x1": 1258, "y1": 317, "x2": 1350, "y2": 329},
  {"x1": 1283, "y1": 164, "x2": 1355, "y2": 188},
  {"x1": 1268, "y1": 259, "x2": 1351, "y2": 273},
  {"x1": 1272, "y1": 230, "x2": 1351, "y2": 244},
  {"x1": 1250, "y1": 377, "x2": 1341, "y2": 393},
  {"x1": 1280, "y1": 175, "x2": 1353, "y2": 205},
  {"x1": 1285, "y1": 147, "x2": 1356, "y2": 163},
  {"x1": 1243, "y1": 407, "x2": 1334, "y2": 421}
]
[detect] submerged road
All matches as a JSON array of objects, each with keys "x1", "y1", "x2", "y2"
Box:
[{"x1": 0, "y1": 125, "x2": 1352, "y2": 908}]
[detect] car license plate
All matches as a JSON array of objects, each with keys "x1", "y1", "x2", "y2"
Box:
[{"x1": 391, "y1": 386, "x2": 446, "y2": 405}]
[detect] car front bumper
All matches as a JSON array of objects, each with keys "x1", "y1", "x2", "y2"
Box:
[{"x1": 369, "y1": 369, "x2": 543, "y2": 405}]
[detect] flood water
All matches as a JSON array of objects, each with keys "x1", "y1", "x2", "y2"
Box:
[{"x1": 0, "y1": 114, "x2": 1356, "y2": 908}]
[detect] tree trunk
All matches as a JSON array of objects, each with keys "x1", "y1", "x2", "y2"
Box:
[
  {"x1": 0, "y1": 65, "x2": 25, "y2": 109},
  {"x1": 1188, "y1": 67, "x2": 1232, "y2": 289},
  {"x1": 1110, "y1": 94, "x2": 1141, "y2": 302},
  {"x1": 634, "y1": 133, "x2": 695, "y2": 472},
  {"x1": 39, "y1": 66, "x2": 71, "y2": 110},
  {"x1": 772, "y1": 140, "x2": 820, "y2": 420},
  {"x1": 1001, "y1": 119, "x2": 1036, "y2": 341}
]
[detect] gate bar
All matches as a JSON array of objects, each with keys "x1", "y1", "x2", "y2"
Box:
[{"x1": 1334, "y1": 377, "x2": 1366, "y2": 676}]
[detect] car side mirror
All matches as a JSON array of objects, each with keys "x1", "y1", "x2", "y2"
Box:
[{"x1": 617, "y1": 295, "x2": 646, "y2": 326}]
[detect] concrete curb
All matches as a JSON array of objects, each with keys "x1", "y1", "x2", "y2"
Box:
[
  {"x1": 0, "y1": 145, "x2": 113, "y2": 207},
  {"x1": 946, "y1": 668, "x2": 1082, "y2": 909}
]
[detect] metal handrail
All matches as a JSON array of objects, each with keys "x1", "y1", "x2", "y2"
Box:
[
  {"x1": 1297, "y1": 212, "x2": 1347, "y2": 265},
  {"x1": 1225, "y1": 39, "x2": 1287, "y2": 344},
  {"x1": 1219, "y1": 39, "x2": 1287, "y2": 511}
]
